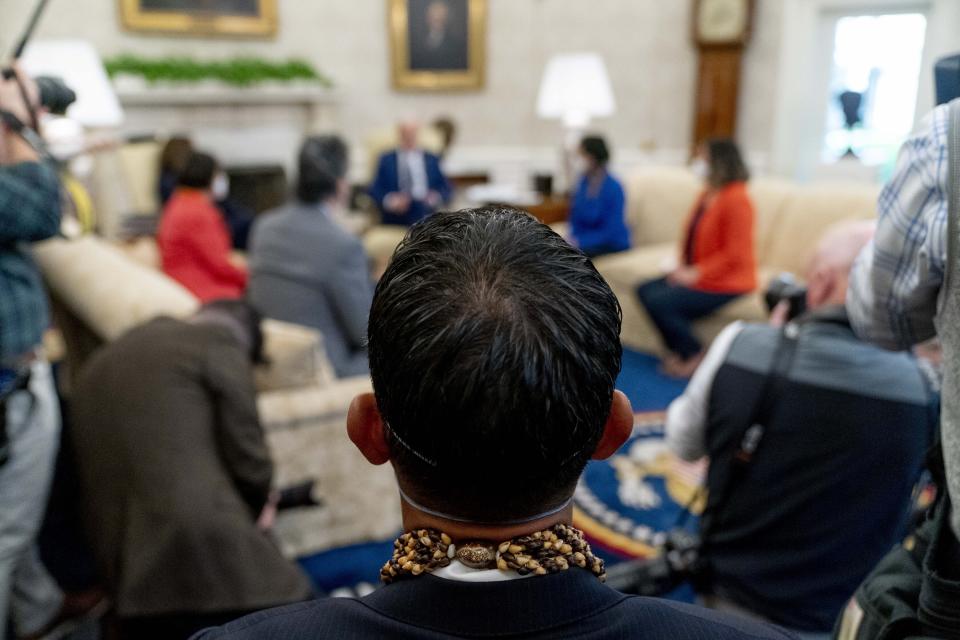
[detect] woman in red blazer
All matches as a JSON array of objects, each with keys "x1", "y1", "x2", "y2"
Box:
[
  {"x1": 637, "y1": 139, "x2": 757, "y2": 377},
  {"x1": 157, "y1": 152, "x2": 248, "y2": 302}
]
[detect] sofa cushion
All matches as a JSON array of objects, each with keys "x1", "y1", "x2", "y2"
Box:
[
  {"x1": 594, "y1": 242, "x2": 675, "y2": 289},
  {"x1": 623, "y1": 168, "x2": 701, "y2": 247},
  {"x1": 256, "y1": 320, "x2": 337, "y2": 392},
  {"x1": 34, "y1": 236, "x2": 200, "y2": 342},
  {"x1": 747, "y1": 178, "x2": 795, "y2": 265},
  {"x1": 259, "y1": 377, "x2": 401, "y2": 558},
  {"x1": 763, "y1": 183, "x2": 879, "y2": 274}
]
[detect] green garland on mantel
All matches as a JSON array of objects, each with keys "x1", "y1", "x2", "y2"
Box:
[{"x1": 104, "y1": 55, "x2": 333, "y2": 88}]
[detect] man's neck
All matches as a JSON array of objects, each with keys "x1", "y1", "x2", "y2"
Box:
[{"x1": 400, "y1": 498, "x2": 574, "y2": 542}]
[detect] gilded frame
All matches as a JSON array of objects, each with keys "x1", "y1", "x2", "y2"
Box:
[
  {"x1": 119, "y1": 0, "x2": 278, "y2": 38},
  {"x1": 389, "y1": 0, "x2": 487, "y2": 91}
]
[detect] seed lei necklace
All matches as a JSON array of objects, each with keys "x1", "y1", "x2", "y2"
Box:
[{"x1": 381, "y1": 523, "x2": 605, "y2": 584}]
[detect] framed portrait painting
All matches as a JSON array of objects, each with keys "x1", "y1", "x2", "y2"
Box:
[
  {"x1": 119, "y1": 0, "x2": 278, "y2": 38},
  {"x1": 389, "y1": 0, "x2": 487, "y2": 91}
]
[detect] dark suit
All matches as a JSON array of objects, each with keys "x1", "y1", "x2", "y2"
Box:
[
  {"x1": 193, "y1": 569, "x2": 796, "y2": 639},
  {"x1": 368, "y1": 150, "x2": 452, "y2": 226},
  {"x1": 70, "y1": 318, "x2": 311, "y2": 622}
]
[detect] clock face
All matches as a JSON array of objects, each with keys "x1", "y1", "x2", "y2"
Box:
[{"x1": 697, "y1": 0, "x2": 749, "y2": 44}]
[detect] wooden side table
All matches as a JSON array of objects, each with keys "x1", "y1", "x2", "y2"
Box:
[{"x1": 521, "y1": 195, "x2": 570, "y2": 225}]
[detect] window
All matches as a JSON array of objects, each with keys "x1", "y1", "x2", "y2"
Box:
[{"x1": 821, "y1": 13, "x2": 927, "y2": 167}]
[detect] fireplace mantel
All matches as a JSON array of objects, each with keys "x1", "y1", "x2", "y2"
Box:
[
  {"x1": 113, "y1": 81, "x2": 340, "y2": 174},
  {"x1": 115, "y1": 83, "x2": 337, "y2": 107}
]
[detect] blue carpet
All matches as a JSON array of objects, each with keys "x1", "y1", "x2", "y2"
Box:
[
  {"x1": 298, "y1": 348, "x2": 693, "y2": 594},
  {"x1": 615, "y1": 349, "x2": 689, "y2": 412}
]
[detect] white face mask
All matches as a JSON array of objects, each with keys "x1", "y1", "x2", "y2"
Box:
[
  {"x1": 689, "y1": 158, "x2": 709, "y2": 181},
  {"x1": 212, "y1": 173, "x2": 230, "y2": 201}
]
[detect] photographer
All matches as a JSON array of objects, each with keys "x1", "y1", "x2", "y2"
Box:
[
  {"x1": 0, "y1": 66, "x2": 66, "y2": 637},
  {"x1": 660, "y1": 222, "x2": 936, "y2": 639},
  {"x1": 840, "y1": 92, "x2": 960, "y2": 637}
]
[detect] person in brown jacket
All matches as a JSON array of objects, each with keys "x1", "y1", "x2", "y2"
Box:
[{"x1": 69, "y1": 300, "x2": 312, "y2": 640}]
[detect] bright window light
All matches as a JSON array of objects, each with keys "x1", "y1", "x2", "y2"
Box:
[{"x1": 822, "y1": 13, "x2": 927, "y2": 167}]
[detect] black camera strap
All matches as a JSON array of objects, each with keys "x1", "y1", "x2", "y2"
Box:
[{"x1": 697, "y1": 322, "x2": 801, "y2": 542}]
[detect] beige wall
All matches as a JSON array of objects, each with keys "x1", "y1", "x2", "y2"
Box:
[{"x1": 0, "y1": 0, "x2": 782, "y2": 158}]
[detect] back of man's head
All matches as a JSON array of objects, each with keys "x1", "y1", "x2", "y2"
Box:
[
  {"x1": 297, "y1": 135, "x2": 348, "y2": 204},
  {"x1": 367, "y1": 207, "x2": 623, "y2": 523},
  {"x1": 806, "y1": 220, "x2": 876, "y2": 310}
]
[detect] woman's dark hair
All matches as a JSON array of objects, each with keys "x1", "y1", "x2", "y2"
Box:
[
  {"x1": 368, "y1": 207, "x2": 623, "y2": 523},
  {"x1": 706, "y1": 138, "x2": 750, "y2": 187},
  {"x1": 580, "y1": 135, "x2": 610, "y2": 166},
  {"x1": 160, "y1": 136, "x2": 194, "y2": 175},
  {"x1": 178, "y1": 152, "x2": 218, "y2": 189},
  {"x1": 297, "y1": 135, "x2": 348, "y2": 204}
]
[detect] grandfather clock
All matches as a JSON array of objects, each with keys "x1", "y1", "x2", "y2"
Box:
[{"x1": 691, "y1": 0, "x2": 754, "y2": 150}]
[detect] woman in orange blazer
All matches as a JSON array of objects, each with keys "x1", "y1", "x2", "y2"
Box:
[{"x1": 637, "y1": 139, "x2": 757, "y2": 377}]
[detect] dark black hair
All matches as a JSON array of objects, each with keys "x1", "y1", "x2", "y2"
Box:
[
  {"x1": 178, "y1": 152, "x2": 217, "y2": 189},
  {"x1": 580, "y1": 135, "x2": 610, "y2": 166},
  {"x1": 297, "y1": 135, "x2": 348, "y2": 204},
  {"x1": 706, "y1": 138, "x2": 750, "y2": 187},
  {"x1": 368, "y1": 207, "x2": 623, "y2": 523},
  {"x1": 199, "y1": 299, "x2": 266, "y2": 365}
]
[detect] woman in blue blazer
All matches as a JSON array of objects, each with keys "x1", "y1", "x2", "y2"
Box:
[{"x1": 569, "y1": 136, "x2": 630, "y2": 258}]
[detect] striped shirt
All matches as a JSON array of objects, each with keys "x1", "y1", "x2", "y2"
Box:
[
  {"x1": 847, "y1": 103, "x2": 950, "y2": 348},
  {"x1": 0, "y1": 162, "x2": 61, "y2": 360}
]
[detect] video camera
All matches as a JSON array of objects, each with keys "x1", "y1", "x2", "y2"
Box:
[
  {"x1": 936, "y1": 54, "x2": 960, "y2": 106},
  {"x1": 764, "y1": 273, "x2": 807, "y2": 323},
  {"x1": 0, "y1": 0, "x2": 77, "y2": 159},
  {"x1": 604, "y1": 528, "x2": 704, "y2": 596},
  {"x1": 35, "y1": 75, "x2": 76, "y2": 115}
]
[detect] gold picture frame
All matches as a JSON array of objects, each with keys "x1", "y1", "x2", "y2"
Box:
[
  {"x1": 389, "y1": 0, "x2": 487, "y2": 91},
  {"x1": 119, "y1": 0, "x2": 278, "y2": 38}
]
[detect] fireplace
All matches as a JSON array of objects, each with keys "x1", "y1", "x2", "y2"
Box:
[
  {"x1": 114, "y1": 83, "x2": 339, "y2": 177},
  {"x1": 227, "y1": 164, "x2": 288, "y2": 215}
]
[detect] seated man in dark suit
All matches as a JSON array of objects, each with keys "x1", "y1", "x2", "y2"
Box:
[
  {"x1": 368, "y1": 120, "x2": 452, "y2": 226},
  {"x1": 194, "y1": 208, "x2": 794, "y2": 640},
  {"x1": 70, "y1": 301, "x2": 311, "y2": 640}
]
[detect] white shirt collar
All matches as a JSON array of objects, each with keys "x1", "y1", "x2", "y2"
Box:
[{"x1": 430, "y1": 561, "x2": 532, "y2": 583}]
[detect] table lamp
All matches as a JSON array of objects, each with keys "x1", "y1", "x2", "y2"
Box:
[
  {"x1": 536, "y1": 52, "x2": 616, "y2": 190},
  {"x1": 21, "y1": 39, "x2": 124, "y2": 128}
]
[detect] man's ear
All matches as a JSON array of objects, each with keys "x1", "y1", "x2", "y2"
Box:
[
  {"x1": 806, "y1": 267, "x2": 836, "y2": 310},
  {"x1": 592, "y1": 390, "x2": 634, "y2": 460},
  {"x1": 347, "y1": 393, "x2": 391, "y2": 465}
]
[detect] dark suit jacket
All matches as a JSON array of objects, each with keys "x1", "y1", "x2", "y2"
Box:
[
  {"x1": 70, "y1": 317, "x2": 311, "y2": 617},
  {"x1": 193, "y1": 569, "x2": 796, "y2": 639},
  {"x1": 368, "y1": 150, "x2": 452, "y2": 226}
]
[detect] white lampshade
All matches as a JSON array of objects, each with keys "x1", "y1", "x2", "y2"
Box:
[
  {"x1": 21, "y1": 39, "x2": 124, "y2": 128},
  {"x1": 536, "y1": 53, "x2": 616, "y2": 129}
]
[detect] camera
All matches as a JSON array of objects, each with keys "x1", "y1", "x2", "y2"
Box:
[
  {"x1": 604, "y1": 528, "x2": 703, "y2": 597},
  {"x1": 936, "y1": 53, "x2": 960, "y2": 106},
  {"x1": 0, "y1": 73, "x2": 76, "y2": 130},
  {"x1": 764, "y1": 273, "x2": 807, "y2": 322},
  {"x1": 35, "y1": 76, "x2": 76, "y2": 116}
]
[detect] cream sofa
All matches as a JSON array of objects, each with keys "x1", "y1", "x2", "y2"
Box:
[
  {"x1": 594, "y1": 167, "x2": 880, "y2": 355},
  {"x1": 33, "y1": 236, "x2": 399, "y2": 559}
]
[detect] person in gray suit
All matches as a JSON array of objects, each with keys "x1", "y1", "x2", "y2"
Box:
[{"x1": 249, "y1": 136, "x2": 374, "y2": 378}]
